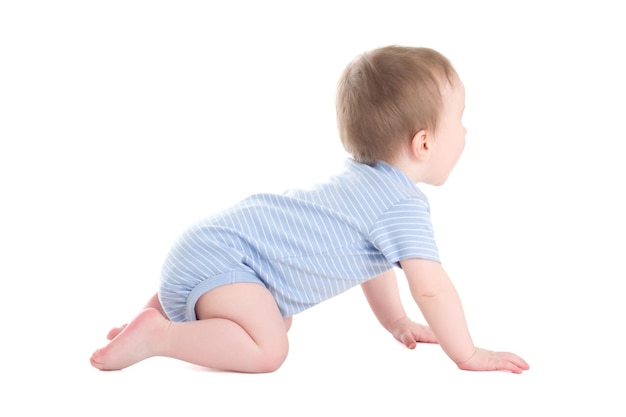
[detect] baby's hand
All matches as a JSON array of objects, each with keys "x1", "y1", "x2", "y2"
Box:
[
  {"x1": 388, "y1": 317, "x2": 438, "y2": 349},
  {"x1": 456, "y1": 347, "x2": 529, "y2": 374}
]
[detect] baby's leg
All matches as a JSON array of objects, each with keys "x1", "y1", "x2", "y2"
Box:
[
  {"x1": 191, "y1": 282, "x2": 289, "y2": 372},
  {"x1": 143, "y1": 292, "x2": 167, "y2": 317},
  {"x1": 90, "y1": 283, "x2": 288, "y2": 373},
  {"x1": 284, "y1": 316, "x2": 293, "y2": 332}
]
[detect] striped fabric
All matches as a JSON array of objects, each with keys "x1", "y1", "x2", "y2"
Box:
[{"x1": 159, "y1": 159, "x2": 439, "y2": 320}]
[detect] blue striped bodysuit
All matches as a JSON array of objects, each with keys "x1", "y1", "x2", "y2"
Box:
[{"x1": 158, "y1": 158, "x2": 440, "y2": 321}]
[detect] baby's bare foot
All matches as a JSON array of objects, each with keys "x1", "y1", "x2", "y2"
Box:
[{"x1": 90, "y1": 308, "x2": 167, "y2": 371}]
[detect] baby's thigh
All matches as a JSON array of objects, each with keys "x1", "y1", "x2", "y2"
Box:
[{"x1": 196, "y1": 282, "x2": 288, "y2": 348}]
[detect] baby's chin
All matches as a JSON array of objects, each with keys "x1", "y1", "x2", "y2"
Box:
[{"x1": 426, "y1": 177, "x2": 449, "y2": 187}]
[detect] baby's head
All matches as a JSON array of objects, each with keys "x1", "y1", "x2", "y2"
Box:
[{"x1": 336, "y1": 46, "x2": 460, "y2": 166}]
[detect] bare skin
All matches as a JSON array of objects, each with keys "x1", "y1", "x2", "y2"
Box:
[
  {"x1": 361, "y1": 270, "x2": 438, "y2": 349},
  {"x1": 102, "y1": 293, "x2": 297, "y2": 342},
  {"x1": 91, "y1": 272, "x2": 434, "y2": 373},
  {"x1": 91, "y1": 283, "x2": 289, "y2": 373},
  {"x1": 402, "y1": 258, "x2": 529, "y2": 374},
  {"x1": 91, "y1": 268, "x2": 527, "y2": 373},
  {"x1": 90, "y1": 307, "x2": 169, "y2": 371}
]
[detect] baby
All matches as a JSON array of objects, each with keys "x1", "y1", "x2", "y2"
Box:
[{"x1": 91, "y1": 45, "x2": 529, "y2": 374}]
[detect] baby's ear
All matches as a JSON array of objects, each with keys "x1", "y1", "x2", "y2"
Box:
[{"x1": 411, "y1": 129, "x2": 431, "y2": 161}]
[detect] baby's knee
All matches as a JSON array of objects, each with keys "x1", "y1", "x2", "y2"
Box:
[{"x1": 256, "y1": 338, "x2": 289, "y2": 373}]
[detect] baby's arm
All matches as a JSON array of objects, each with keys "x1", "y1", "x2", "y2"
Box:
[
  {"x1": 401, "y1": 258, "x2": 529, "y2": 373},
  {"x1": 361, "y1": 269, "x2": 437, "y2": 348}
]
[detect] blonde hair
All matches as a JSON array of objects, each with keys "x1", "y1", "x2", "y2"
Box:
[{"x1": 336, "y1": 45, "x2": 458, "y2": 165}]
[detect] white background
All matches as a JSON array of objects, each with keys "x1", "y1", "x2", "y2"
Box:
[{"x1": 1, "y1": 1, "x2": 625, "y2": 415}]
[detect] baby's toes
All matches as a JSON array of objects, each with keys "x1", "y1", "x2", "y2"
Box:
[{"x1": 106, "y1": 324, "x2": 127, "y2": 340}]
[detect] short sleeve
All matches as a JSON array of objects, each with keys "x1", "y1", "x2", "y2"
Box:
[{"x1": 369, "y1": 198, "x2": 440, "y2": 265}]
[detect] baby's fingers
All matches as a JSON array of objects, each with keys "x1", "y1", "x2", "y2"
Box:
[
  {"x1": 504, "y1": 352, "x2": 530, "y2": 373},
  {"x1": 399, "y1": 331, "x2": 417, "y2": 349},
  {"x1": 493, "y1": 352, "x2": 530, "y2": 373},
  {"x1": 391, "y1": 320, "x2": 437, "y2": 349},
  {"x1": 457, "y1": 348, "x2": 530, "y2": 373}
]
